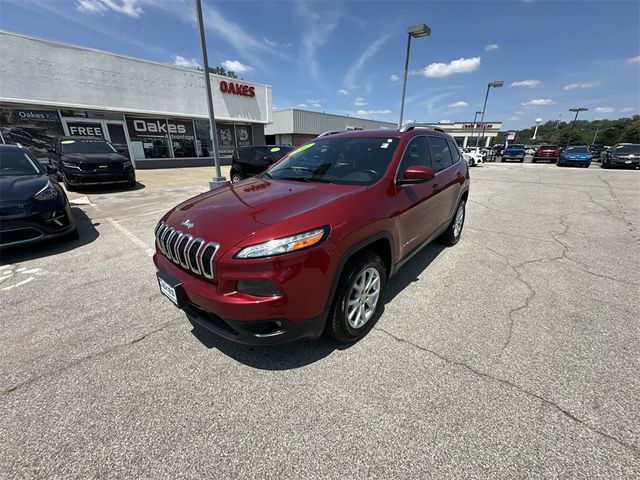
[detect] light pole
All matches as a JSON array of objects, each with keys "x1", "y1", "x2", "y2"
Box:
[
  {"x1": 475, "y1": 80, "x2": 504, "y2": 148},
  {"x1": 566, "y1": 107, "x2": 588, "y2": 148},
  {"x1": 398, "y1": 24, "x2": 431, "y2": 129},
  {"x1": 532, "y1": 118, "x2": 543, "y2": 140},
  {"x1": 469, "y1": 110, "x2": 483, "y2": 147},
  {"x1": 195, "y1": 0, "x2": 227, "y2": 188}
]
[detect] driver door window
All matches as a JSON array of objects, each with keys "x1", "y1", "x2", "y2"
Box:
[{"x1": 397, "y1": 136, "x2": 431, "y2": 178}]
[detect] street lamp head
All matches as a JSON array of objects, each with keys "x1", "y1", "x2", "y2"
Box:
[
  {"x1": 490, "y1": 80, "x2": 504, "y2": 88},
  {"x1": 407, "y1": 24, "x2": 431, "y2": 38},
  {"x1": 569, "y1": 107, "x2": 588, "y2": 112},
  {"x1": 476, "y1": 110, "x2": 484, "y2": 115}
]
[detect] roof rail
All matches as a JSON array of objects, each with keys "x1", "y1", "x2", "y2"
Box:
[
  {"x1": 316, "y1": 129, "x2": 348, "y2": 138},
  {"x1": 399, "y1": 124, "x2": 446, "y2": 133}
]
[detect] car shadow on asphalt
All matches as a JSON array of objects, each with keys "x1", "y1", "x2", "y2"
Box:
[
  {"x1": 188, "y1": 241, "x2": 448, "y2": 370},
  {"x1": 0, "y1": 207, "x2": 99, "y2": 264},
  {"x1": 72, "y1": 181, "x2": 145, "y2": 195}
]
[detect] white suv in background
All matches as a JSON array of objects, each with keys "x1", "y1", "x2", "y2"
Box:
[{"x1": 462, "y1": 147, "x2": 485, "y2": 167}]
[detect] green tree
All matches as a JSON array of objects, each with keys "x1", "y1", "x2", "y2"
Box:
[
  {"x1": 207, "y1": 66, "x2": 238, "y2": 78},
  {"x1": 618, "y1": 116, "x2": 640, "y2": 143}
]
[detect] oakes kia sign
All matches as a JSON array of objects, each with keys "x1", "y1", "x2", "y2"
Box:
[{"x1": 219, "y1": 80, "x2": 255, "y2": 97}]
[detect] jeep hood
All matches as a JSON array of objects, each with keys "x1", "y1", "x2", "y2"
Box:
[{"x1": 162, "y1": 177, "x2": 366, "y2": 249}]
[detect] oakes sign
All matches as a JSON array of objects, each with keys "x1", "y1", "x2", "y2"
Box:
[
  {"x1": 133, "y1": 119, "x2": 186, "y2": 135},
  {"x1": 219, "y1": 80, "x2": 255, "y2": 98}
]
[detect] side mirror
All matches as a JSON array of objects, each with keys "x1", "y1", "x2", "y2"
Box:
[
  {"x1": 46, "y1": 164, "x2": 55, "y2": 175},
  {"x1": 399, "y1": 165, "x2": 435, "y2": 184},
  {"x1": 47, "y1": 148, "x2": 56, "y2": 154}
]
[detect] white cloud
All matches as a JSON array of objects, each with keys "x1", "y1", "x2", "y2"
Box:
[
  {"x1": 594, "y1": 107, "x2": 615, "y2": 113},
  {"x1": 449, "y1": 101, "x2": 468, "y2": 108},
  {"x1": 295, "y1": 1, "x2": 340, "y2": 80},
  {"x1": 306, "y1": 99, "x2": 321, "y2": 104},
  {"x1": 353, "y1": 97, "x2": 368, "y2": 106},
  {"x1": 563, "y1": 81, "x2": 599, "y2": 90},
  {"x1": 337, "y1": 89, "x2": 349, "y2": 95},
  {"x1": 620, "y1": 107, "x2": 635, "y2": 113},
  {"x1": 627, "y1": 55, "x2": 640, "y2": 64},
  {"x1": 418, "y1": 57, "x2": 481, "y2": 78},
  {"x1": 282, "y1": 42, "x2": 293, "y2": 48},
  {"x1": 221, "y1": 60, "x2": 254, "y2": 73},
  {"x1": 521, "y1": 98, "x2": 555, "y2": 106},
  {"x1": 172, "y1": 55, "x2": 200, "y2": 69},
  {"x1": 485, "y1": 44, "x2": 499, "y2": 51},
  {"x1": 510, "y1": 79, "x2": 541, "y2": 88},
  {"x1": 76, "y1": 0, "x2": 143, "y2": 17},
  {"x1": 344, "y1": 34, "x2": 391, "y2": 89},
  {"x1": 356, "y1": 109, "x2": 392, "y2": 115},
  {"x1": 310, "y1": 103, "x2": 322, "y2": 108},
  {"x1": 390, "y1": 74, "x2": 400, "y2": 82},
  {"x1": 262, "y1": 36, "x2": 277, "y2": 47},
  {"x1": 297, "y1": 103, "x2": 307, "y2": 108}
]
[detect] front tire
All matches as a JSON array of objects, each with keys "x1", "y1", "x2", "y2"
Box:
[
  {"x1": 440, "y1": 199, "x2": 466, "y2": 245},
  {"x1": 326, "y1": 252, "x2": 386, "y2": 343}
]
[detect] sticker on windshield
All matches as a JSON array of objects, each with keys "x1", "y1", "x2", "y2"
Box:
[
  {"x1": 387, "y1": 139, "x2": 393, "y2": 143},
  {"x1": 270, "y1": 147, "x2": 281, "y2": 152},
  {"x1": 61, "y1": 140, "x2": 75, "y2": 144},
  {"x1": 290, "y1": 143, "x2": 314, "y2": 155},
  {"x1": 381, "y1": 143, "x2": 389, "y2": 149}
]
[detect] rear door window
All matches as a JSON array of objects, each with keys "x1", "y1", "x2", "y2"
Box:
[
  {"x1": 428, "y1": 136, "x2": 453, "y2": 172},
  {"x1": 447, "y1": 140, "x2": 462, "y2": 165}
]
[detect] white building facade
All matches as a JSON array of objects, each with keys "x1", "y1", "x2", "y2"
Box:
[{"x1": 0, "y1": 31, "x2": 272, "y2": 167}]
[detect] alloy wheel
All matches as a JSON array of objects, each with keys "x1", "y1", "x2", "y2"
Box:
[{"x1": 346, "y1": 267, "x2": 381, "y2": 329}]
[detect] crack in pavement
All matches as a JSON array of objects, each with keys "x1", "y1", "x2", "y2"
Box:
[
  {"x1": 0, "y1": 319, "x2": 181, "y2": 398},
  {"x1": 374, "y1": 327, "x2": 640, "y2": 456},
  {"x1": 598, "y1": 175, "x2": 640, "y2": 244},
  {"x1": 466, "y1": 226, "x2": 556, "y2": 244}
]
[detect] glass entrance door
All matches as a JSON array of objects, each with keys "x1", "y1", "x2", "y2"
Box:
[{"x1": 106, "y1": 123, "x2": 131, "y2": 159}]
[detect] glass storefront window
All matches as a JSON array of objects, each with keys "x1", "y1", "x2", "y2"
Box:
[
  {"x1": 125, "y1": 116, "x2": 171, "y2": 159},
  {"x1": 167, "y1": 118, "x2": 196, "y2": 158},
  {"x1": 235, "y1": 125, "x2": 253, "y2": 147},
  {"x1": 194, "y1": 120, "x2": 212, "y2": 157},
  {"x1": 217, "y1": 124, "x2": 236, "y2": 156},
  {"x1": 0, "y1": 105, "x2": 64, "y2": 158}
]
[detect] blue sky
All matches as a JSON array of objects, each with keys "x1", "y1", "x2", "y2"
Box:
[{"x1": 2, "y1": 0, "x2": 639, "y2": 129}]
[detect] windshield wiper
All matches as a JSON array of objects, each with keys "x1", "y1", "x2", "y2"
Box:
[{"x1": 275, "y1": 176, "x2": 312, "y2": 182}]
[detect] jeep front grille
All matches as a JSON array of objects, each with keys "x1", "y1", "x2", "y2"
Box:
[{"x1": 154, "y1": 221, "x2": 219, "y2": 279}]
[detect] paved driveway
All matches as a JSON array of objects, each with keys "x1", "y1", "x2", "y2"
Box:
[{"x1": 1, "y1": 164, "x2": 638, "y2": 478}]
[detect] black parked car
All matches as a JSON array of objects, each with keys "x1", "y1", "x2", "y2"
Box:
[
  {"x1": 50, "y1": 136, "x2": 136, "y2": 191},
  {"x1": 601, "y1": 143, "x2": 640, "y2": 169},
  {"x1": 0, "y1": 145, "x2": 77, "y2": 249},
  {"x1": 588, "y1": 144, "x2": 605, "y2": 159},
  {"x1": 230, "y1": 145, "x2": 293, "y2": 182}
]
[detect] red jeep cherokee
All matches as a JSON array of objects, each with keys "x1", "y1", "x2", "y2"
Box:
[{"x1": 153, "y1": 127, "x2": 470, "y2": 345}]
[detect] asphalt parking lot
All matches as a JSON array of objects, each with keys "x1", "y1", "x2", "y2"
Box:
[{"x1": 1, "y1": 163, "x2": 639, "y2": 478}]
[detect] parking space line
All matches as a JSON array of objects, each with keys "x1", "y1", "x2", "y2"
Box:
[
  {"x1": 106, "y1": 217, "x2": 154, "y2": 257},
  {"x1": 2, "y1": 277, "x2": 34, "y2": 291},
  {"x1": 123, "y1": 202, "x2": 159, "y2": 210}
]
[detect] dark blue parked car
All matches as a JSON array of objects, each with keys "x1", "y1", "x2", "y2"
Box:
[
  {"x1": 557, "y1": 146, "x2": 592, "y2": 168},
  {"x1": 501, "y1": 144, "x2": 526, "y2": 162}
]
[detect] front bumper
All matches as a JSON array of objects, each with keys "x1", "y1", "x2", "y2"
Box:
[
  {"x1": 0, "y1": 202, "x2": 75, "y2": 248},
  {"x1": 608, "y1": 158, "x2": 640, "y2": 167},
  {"x1": 155, "y1": 267, "x2": 328, "y2": 345},
  {"x1": 64, "y1": 168, "x2": 135, "y2": 186}
]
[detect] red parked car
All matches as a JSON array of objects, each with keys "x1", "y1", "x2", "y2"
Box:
[
  {"x1": 153, "y1": 127, "x2": 470, "y2": 345},
  {"x1": 533, "y1": 145, "x2": 561, "y2": 163}
]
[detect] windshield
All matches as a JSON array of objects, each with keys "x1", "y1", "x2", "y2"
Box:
[
  {"x1": 508, "y1": 144, "x2": 525, "y2": 149},
  {"x1": 566, "y1": 146, "x2": 590, "y2": 153},
  {"x1": 269, "y1": 146, "x2": 293, "y2": 160},
  {"x1": 613, "y1": 144, "x2": 640, "y2": 155},
  {"x1": 267, "y1": 137, "x2": 399, "y2": 185},
  {"x1": 0, "y1": 149, "x2": 42, "y2": 176},
  {"x1": 61, "y1": 139, "x2": 117, "y2": 154},
  {"x1": 541, "y1": 145, "x2": 558, "y2": 149}
]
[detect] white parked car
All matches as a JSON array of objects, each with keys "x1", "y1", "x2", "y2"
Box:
[{"x1": 462, "y1": 147, "x2": 485, "y2": 167}]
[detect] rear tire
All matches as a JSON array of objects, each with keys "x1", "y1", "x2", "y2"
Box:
[
  {"x1": 325, "y1": 252, "x2": 386, "y2": 343},
  {"x1": 439, "y1": 199, "x2": 465, "y2": 246}
]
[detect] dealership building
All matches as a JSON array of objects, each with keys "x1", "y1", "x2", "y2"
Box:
[
  {"x1": 265, "y1": 109, "x2": 396, "y2": 146},
  {"x1": 430, "y1": 121, "x2": 504, "y2": 148},
  {"x1": 0, "y1": 31, "x2": 272, "y2": 168}
]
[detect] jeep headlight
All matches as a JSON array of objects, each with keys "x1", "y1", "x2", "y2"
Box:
[
  {"x1": 33, "y1": 180, "x2": 58, "y2": 201},
  {"x1": 235, "y1": 227, "x2": 329, "y2": 259},
  {"x1": 62, "y1": 161, "x2": 81, "y2": 170}
]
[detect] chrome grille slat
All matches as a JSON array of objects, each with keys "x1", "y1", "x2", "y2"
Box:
[{"x1": 154, "y1": 222, "x2": 219, "y2": 280}]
